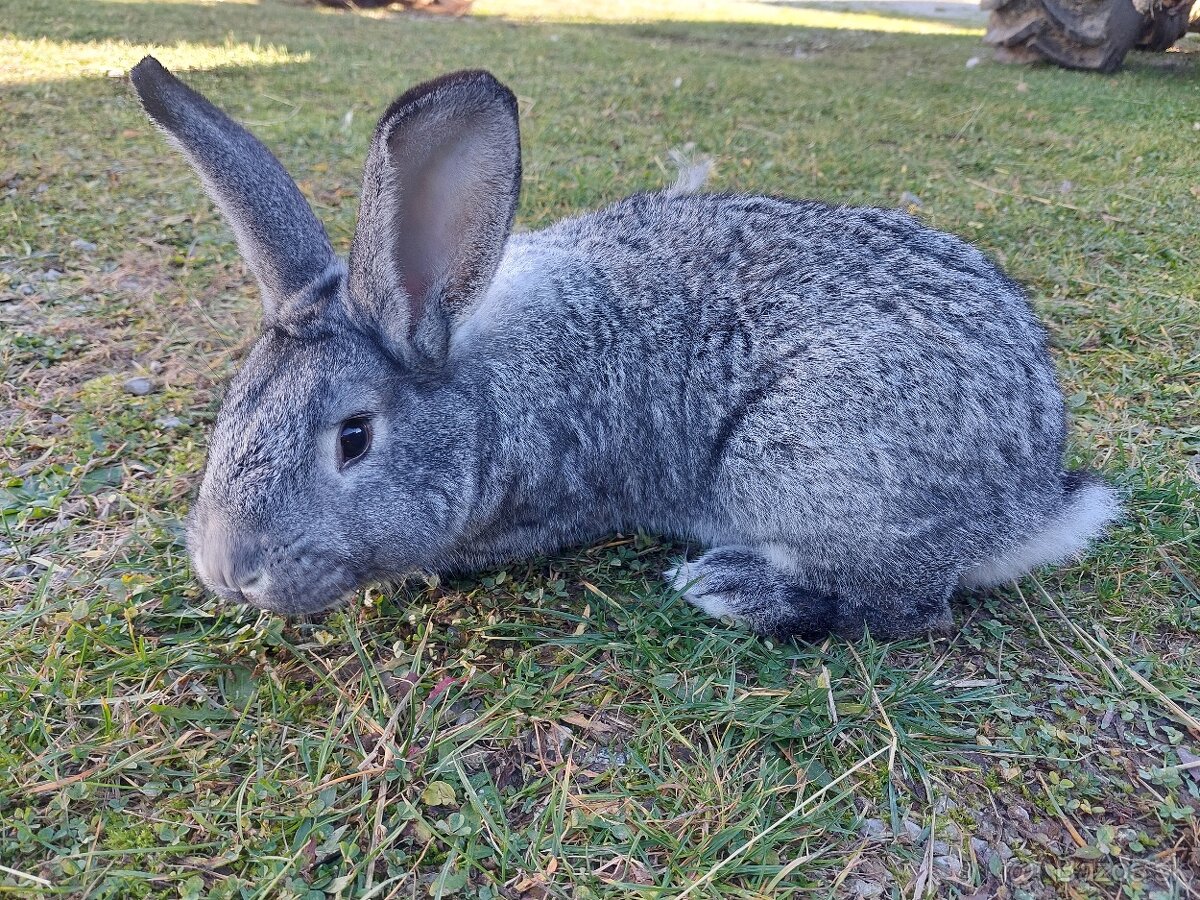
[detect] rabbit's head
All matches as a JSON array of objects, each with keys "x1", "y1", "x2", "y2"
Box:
[{"x1": 131, "y1": 59, "x2": 521, "y2": 612}]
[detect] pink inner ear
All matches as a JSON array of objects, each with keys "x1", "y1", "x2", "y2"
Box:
[
  {"x1": 403, "y1": 272, "x2": 426, "y2": 302},
  {"x1": 403, "y1": 272, "x2": 429, "y2": 336}
]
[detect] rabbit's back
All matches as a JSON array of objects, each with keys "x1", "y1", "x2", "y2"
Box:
[{"x1": 462, "y1": 192, "x2": 1067, "y2": 579}]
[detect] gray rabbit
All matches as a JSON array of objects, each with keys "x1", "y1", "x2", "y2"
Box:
[{"x1": 130, "y1": 58, "x2": 1120, "y2": 640}]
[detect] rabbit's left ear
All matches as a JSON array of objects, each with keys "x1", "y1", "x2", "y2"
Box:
[
  {"x1": 130, "y1": 57, "x2": 340, "y2": 320},
  {"x1": 349, "y1": 70, "x2": 521, "y2": 366}
]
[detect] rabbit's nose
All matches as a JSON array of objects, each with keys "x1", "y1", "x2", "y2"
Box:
[
  {"x1": 190, "y1": 523, "x2": 269, "y2": 600},
  {"x1": 221, "y1": 544, "x2": 269, "y2": 600},
  {"x1": 234, "y1": 567, "x2": 271, "y2": 600}
]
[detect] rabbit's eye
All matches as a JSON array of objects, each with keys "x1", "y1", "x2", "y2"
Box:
[{"x1": 338, "y1": 417, "x2": 372, "y2": 467}]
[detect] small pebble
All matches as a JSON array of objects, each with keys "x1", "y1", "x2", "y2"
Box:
[
  {"x1": 860, "y1": 817, "x2": 889, "y2": 839},
  {"x1": 1006, "y1": 804, "x2": 1030, "y2": 825},
  {"x1": 71, "y1": 238, "x2": 97, "y2": 252},
  {"x1": 971, "y1": 837, "x2": 991, "y2": 861},
  {"x1": 124, "y1": 376, "x2": 155, "y2": 396},
  {"x1": 850, "y1": 879, "x2": 883, "y2": 898},
  {"x1": 156, "y1": 415, "x2": 183, "y2": 429},
  {"x1": 965, "y1": 56, "x2": 981, "y2": 69},
  {"x1": 18, "y1": 284, "x2": 34, "y2": 296},
  {"x1": 903, "y1": 818, "x2": 924, "y2": 841},
  {"x1": 1178, "y1": 747, "x2": 1200, "y2": 783},
  {"x1": 934, "y1": 855, "x2": 962, "y2": 877},
  {"x1": 50, "y1": 414, "x2": 67, "y2": 426},
  {"x1": 1059, "y1": 180, "x2": 1073, "y2": 194},
  {"x1": 899, "y1": 191, "x2": 923, "y2": 208},
  {"x1": 41, "y1": 269, "x2": 63, "y2": 282}
]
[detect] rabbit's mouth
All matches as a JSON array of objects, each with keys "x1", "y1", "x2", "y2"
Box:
[
  {"x1": 196, "y1": 553, "x2": 368, "y2": 617},
  {"x1": 245, "y1": 589, "x2": 324, "y2": 614},
  {"x1": 284, "y1": 565, "x2": 374, "y2": 615},
  {"x1": 224, "y1": 569, "x2": 421, "y2": 617},
  {"x1": 188, "y1": 512, "x2": 373, "y2": 616}
]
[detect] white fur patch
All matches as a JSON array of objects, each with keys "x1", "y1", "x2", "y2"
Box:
[
  {"x1": 665, "y1": 148, "x2": 713, "y2": 196},
  {"x1": 961, "y1": 480, "x2": 1122, "y2": 590},
  {"x1": 450, "y1": 241, "x2": 557, "y2": 351},
  {"x1": 761, "y1": 542, "x2": 800, "y2": 574},
  {"x1": 665, "y1": 560, "x2": 739, "y2": 621}
]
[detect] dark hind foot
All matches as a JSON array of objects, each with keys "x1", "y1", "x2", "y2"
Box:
[
  {"x1": 666, "y1": 545, "x2": 837, "y2": 639},
  {"x1": 666, "y1": 544, "x2": 955, "y2": 641}
]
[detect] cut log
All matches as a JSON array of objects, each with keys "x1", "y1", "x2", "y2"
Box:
[
  {"x1": 315, "y1": 0, "x2": 473, "y2": 13},
  {"x1": 984, "y1": 0, "x2": 1198, "y2": 71}
]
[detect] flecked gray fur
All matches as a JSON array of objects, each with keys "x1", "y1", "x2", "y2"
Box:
[{"x1": 131, "y1": 59, "x2": 1120, "y2": 640}]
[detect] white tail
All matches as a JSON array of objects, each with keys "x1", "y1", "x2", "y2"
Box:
[{"x1": 960, "y1": 476, "x2": 1122, "y2": 590}]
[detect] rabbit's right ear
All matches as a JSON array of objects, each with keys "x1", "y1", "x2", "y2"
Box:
[
  {"x1": 130, "y1": 57, "x2": 340, "y2": 320},
  {"x1": 349, "y1": 70, "x2": 521, "y2": 367}
]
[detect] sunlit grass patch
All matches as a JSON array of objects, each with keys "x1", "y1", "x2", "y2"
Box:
[
  {"x1": 473, "y1": 0, "x2": 982, "y2": 34},
  {"x1": 0, "y1": 37, "x2": 303, "y2": 84}
]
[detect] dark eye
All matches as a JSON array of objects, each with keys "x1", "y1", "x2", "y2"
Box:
[{"x1": 338, "y1": 417, "x2": 372, "y2": 467}]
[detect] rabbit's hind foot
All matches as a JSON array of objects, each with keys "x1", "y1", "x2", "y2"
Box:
[
  {"x1": 666, "y1": 544, "x2": 955, "y2": 641},
  {"x1": 666, "y1": 545, "x2": 838, "y2": 640}
]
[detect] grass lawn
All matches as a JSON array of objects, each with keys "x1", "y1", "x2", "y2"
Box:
[{"x1": 2, "y1": 0, "x2": 1199, "y2": 896}]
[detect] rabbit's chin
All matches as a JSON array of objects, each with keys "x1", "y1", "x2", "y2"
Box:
[
  {"x1": 206, "y1": 589, "x2": 339, "y2": 618},
  {"x1": 245, "y1": 592, "x2": 349, "y2": 617},
  {"x1": 209, "y1": 572, "x2": 365, "y2": 618}
]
